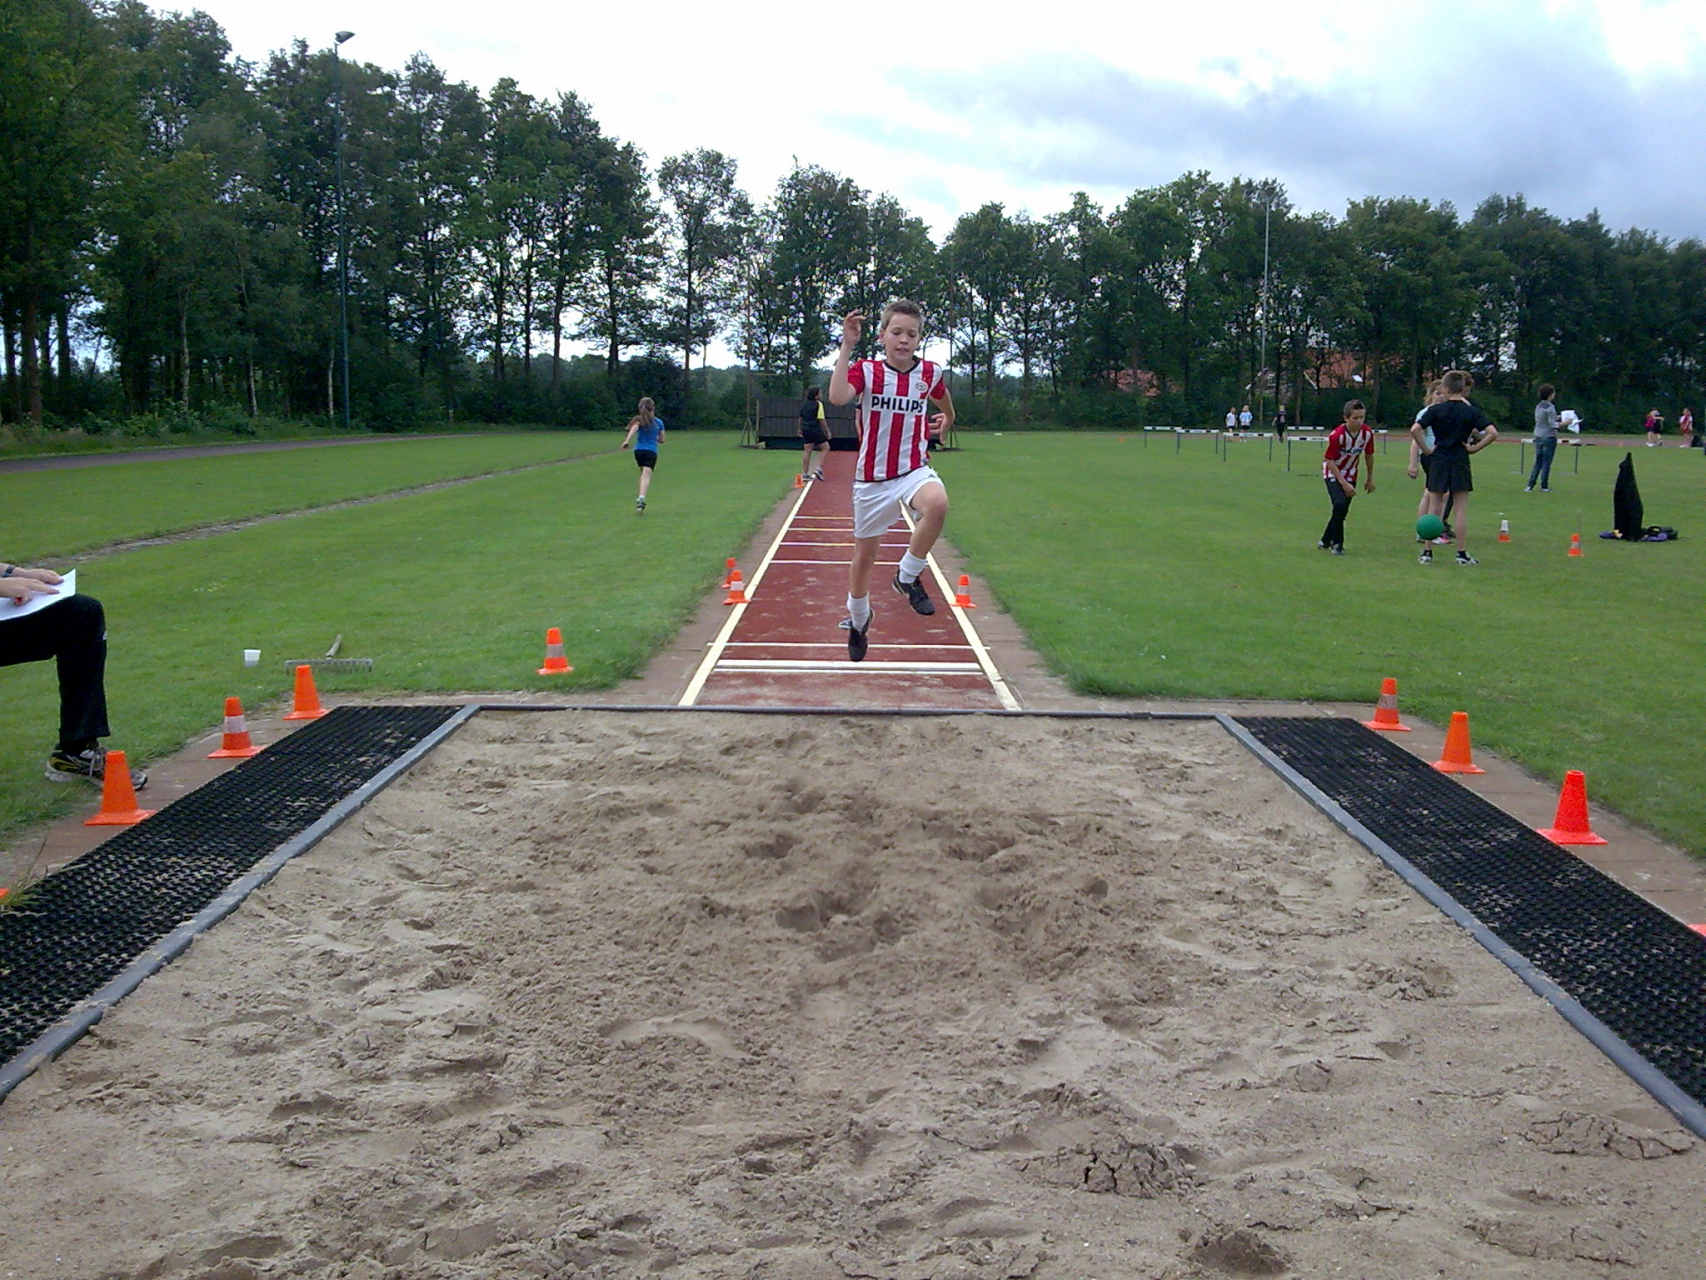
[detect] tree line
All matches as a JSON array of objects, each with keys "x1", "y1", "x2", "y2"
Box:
[{"x1": 4, "y1": 0, "x2": 1703, "y2": 435}]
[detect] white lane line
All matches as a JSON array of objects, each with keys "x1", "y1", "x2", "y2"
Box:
[
  {"x1": 722, "y1": 641, "x2": 975, "y2": 651},
  {"x1": 679, "y1": 481, "x2": 816, "y2": 706},
  {"x1": 768, "y1": 559, "x2": 902, "y2": 567},
  {"x1": 717, "y1": 660, "x2": 985, "y2": 673},
  {"x1": 904, "y1": 511, "x2": 1023, "y2": 711}
]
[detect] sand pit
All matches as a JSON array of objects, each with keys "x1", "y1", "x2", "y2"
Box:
[{"x1": 2, "y1": 710, "x2": 1703, "y2": 1279}]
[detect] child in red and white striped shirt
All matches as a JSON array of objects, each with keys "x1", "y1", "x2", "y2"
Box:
[{"x1": 828, "y1": 300, "x2": 956, "y2": 662}]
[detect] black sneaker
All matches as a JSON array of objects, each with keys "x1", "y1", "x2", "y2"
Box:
[
  {"x1": 839, "y1": 615, "x2": 871, "y2": 662},
  {"x1": 892, "y1": 572, "x2": 935, "y2": 615},
  {"x1": 46, "y1": 748, "x2": 148, "y2": 789},
  {"x1": 1330, "y1": 545, "x2": 1345, "y2": 556},
  {"x1": 1419, "y1": 547, "x2": 1433, "y2": 564},
  {"x1": 635, "y1": 495, "x2": 646, "y2": 514},
  {"x1": 1455, "y1": 551, "x2": 1478, "y2": 565}
]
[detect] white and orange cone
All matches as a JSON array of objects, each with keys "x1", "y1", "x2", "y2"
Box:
[
  {"x1": 537, "y1": 627, "x2": 573, "y2": 675},
  {"x1": 208, "y1": 696, "x2": 261, "y2": 758},
  {"x1": 1362, "y1": 677, "x2": 1410, "y2": 732}
]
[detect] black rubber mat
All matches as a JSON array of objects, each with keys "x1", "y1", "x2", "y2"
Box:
[
  {"x1": 1237, "y1": 716, "x2": 1706, "y2": 1109},
  {"x1": 0, "y1": 705, "x2": 463, "y2": 1066}
]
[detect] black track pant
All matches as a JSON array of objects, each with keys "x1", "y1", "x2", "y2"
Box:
[
  {"x1": 0, "y1": 593, "x2": 109, "y2": 752},
  {"x1": 1321, "y1": 479, "x2": 1354, "y2": 549}
]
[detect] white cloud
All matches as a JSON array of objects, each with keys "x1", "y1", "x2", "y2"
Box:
[{"x1": 198, "y1": 0, "x2": 1705, "y2": 240}]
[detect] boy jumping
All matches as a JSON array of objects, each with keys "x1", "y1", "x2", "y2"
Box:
[
  {"x1": 828, "y1": 301, "x2": 955, "y2": 663},
  {"x1": 1411, "y1": 369, "x2": 1498, "y2": 565}
]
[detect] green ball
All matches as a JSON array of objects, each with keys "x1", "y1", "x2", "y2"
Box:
[{"x1": 1416, "y1": 514, "x2": 1445, "y2": 540}]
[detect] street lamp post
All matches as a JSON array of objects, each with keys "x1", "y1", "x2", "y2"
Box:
[
  {"x1": 1258, "y1": 198, "x2": 1271, "y2": 432},
  {"x1": 334, "y1": 31, "x2": 355, "y2": 430}
]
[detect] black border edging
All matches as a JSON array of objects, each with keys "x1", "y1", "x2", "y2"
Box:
[
  {"x1": 0, "y1": 704, "x2": 481, "y2": 1103},
  {"x1": 1216, "y1": 712, "x2": 1706, "y2": 1140}
]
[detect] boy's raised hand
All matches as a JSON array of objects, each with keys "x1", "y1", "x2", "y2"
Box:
[{"x1": 840, "y1": 311, "x2": 865, "y2": 347}]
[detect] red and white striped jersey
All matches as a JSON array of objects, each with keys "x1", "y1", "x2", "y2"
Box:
[
  {"x1": 845, "y1": 358, "x2": 945, "y2": 482},
  {"x1": 1322, "y1": 424, "x2": 1374, "y2": 484}
]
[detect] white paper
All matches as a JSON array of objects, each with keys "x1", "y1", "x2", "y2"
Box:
[{"x1": 0, "y1": 569, "x2": 76, "y2": 621}]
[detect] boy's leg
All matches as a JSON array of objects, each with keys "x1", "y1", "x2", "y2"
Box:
[
  {"x1": 801, "y1": 443, "x2": 811, "y2": 473},
  {"x1": 844, "y1": 535, "x2": 882, "y2": 660},
  {"x1": 892, "y1": 480, "x2": 947, "y2": 614},
  {"x1": 1451, "y1": 491, "x2": 1470, "y2": 548},
  {"x1": 848, "y1": 535, "x2": 882, "y2": 602},
  {"x1": 1321, "y1": 479, "x2": 1350, "y2": 547},
  {"x1": 902, "y1": 481, "x2": 948, "y2": 565}
]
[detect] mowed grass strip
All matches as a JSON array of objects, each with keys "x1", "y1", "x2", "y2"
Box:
[
  {"x1": 2, "y1": 432, "x2": 617, "y2": 562},
  {"x1": 0, "y1": 433, "x2": 777, "y2": 841},
  {"x1": 945, "y1": 431, "x2": 1706, "y2": 858}
]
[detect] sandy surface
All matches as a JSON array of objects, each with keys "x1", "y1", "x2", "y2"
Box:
[{"x1": 2, "y1": 711, "x2": 1702, "y2": 1279}]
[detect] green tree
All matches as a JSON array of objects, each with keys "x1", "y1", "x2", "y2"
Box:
[
  {"x1": 764, "y1": 164, "x2": 867, "y2": 386},
  {"x1": 656, "y1": 149, "x2": 753, "y2": 411},
  {"x1": 574, "y1": 139, "x2": 657, "y2": 380},
  {"x1": 0, "y1": 0, "x2": 123, "y2": 424}
]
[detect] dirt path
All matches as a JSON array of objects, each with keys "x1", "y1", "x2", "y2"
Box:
[{"x1": 0, "y1": 433, "x2": 463, "y2": 473}]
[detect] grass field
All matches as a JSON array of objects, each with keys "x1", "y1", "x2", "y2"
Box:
[
  {"x1": 4, "y1": 427, "x2": 1703, "y2": 863},
  {"x1": 0, "y1": 432, "x2": 615, "y2": 561},
  {"x1": 946, "y1": 431, "x2": 1706, "y2": 857},
  {"x1": 0, "y1": 432, "x2": 781, "y2": 840}
]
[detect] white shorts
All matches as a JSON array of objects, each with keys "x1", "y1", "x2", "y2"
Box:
[{"x1": 851, "y1": 466, "x2": 944, "y2": 541}]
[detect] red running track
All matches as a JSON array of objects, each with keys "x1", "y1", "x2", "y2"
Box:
[{"x1": 680, "y1": 451, "x2": 1016, "y2": 710}]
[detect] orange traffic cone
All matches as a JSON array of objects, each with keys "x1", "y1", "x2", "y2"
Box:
[
  {"x1": 793, "y1": 472, "x2": 805, "y2": 489},
  {"x1": 1498, "y1": 518, "x2": 1511, "y2": 543},
  {"x1": 85, "y1": 751, "x2": 155, "y2": 826},
  {"x1": 283, "y1": 664, "x2": 328, "y2": 720},
  {"x1": 1362, "y1": 677, "x2": 1411, "y2": 732},
  {"x1": 1432, "y1": 711, "x2": 1485, "y2": 774},
  {"x1": 537, "y1": 627, "x2": 573, "y2": 675},
  {"x1": 208, "y1": 696, "x2": 261, "y2": 758},
  {"x1": 723, "y1": 570, "x2": 749, "y2": 605},
  {"x1": 953, "y1": 574, "x2": 977, "y2": 608},
  {"x1": 1567, "y1": 532, "x2": 1583, "y2": 557},
  {"x1": 723, "y1": 557, "x2": 737, "y2": 589},
  {"x1": 1537, "y1": 770, "x2": 1609, "y2": 845}
]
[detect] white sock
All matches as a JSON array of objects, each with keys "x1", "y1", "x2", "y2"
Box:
[
  {"x1": 897, "y1": 552, "x2": 928, "y2": 584},
  {"x1": 847, "y1": 594, "x2": 871, "y2": 627}
]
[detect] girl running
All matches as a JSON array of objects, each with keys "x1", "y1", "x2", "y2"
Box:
[{"x1": 620, "y1": 397, "x2": 665, "y2": 514}]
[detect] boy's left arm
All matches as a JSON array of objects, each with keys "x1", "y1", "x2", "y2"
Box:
[
  {"x1": 1467, "y1": 423, "x2": 1498, "y2": 454},
  {"x1": 1363, "y1": 442, "x2": 1376, "y2": 492},
  {"x1": 930, "y1": 384, "x2": 955, "y2": 434}
]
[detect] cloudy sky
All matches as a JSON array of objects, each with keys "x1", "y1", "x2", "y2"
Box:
[{"x1": 201, "y1": 0, "x2": 1706, "y2": 240}]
